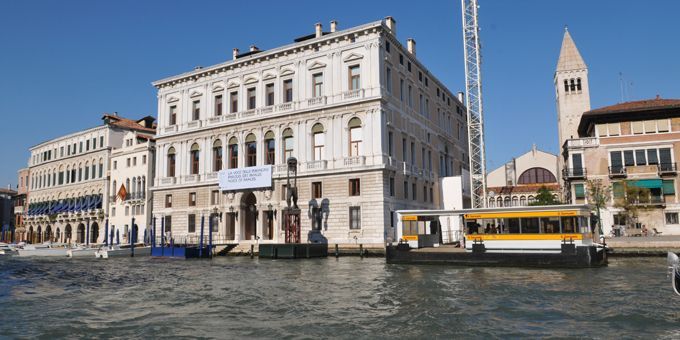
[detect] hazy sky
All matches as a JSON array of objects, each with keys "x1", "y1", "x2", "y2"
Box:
[{"x1": 1, "y1": 0, "x2": 679, "y2": 187}]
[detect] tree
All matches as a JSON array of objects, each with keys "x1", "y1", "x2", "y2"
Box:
[
  {"x1": 529, "y1": 186, "x2": 560, "y2": 206},
  {"x1": 613, "y1": 182, "x2": 650, "y2": 231},
  {"x1": 586, "y1": 179, "x2": 611, "y2": 235}
]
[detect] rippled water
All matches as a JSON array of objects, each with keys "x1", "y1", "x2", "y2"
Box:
[{"x1": 1, "y1": 255, "x2": 679, "y2": 338}]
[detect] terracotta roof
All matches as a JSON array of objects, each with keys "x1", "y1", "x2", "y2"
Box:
[
  {"x1": 578, "y1": 97, "x2": 680, "y2": 135},
  {"x1": 487, "y1": 183, "x2": 559, "y2": 195},
  {"x1": 0, "y1": 188, "x2": 17, "y2": 196},
  {"x1": 102, "y1": 114, "x2": 156, "y2": 134},
  {"x1": 586, "y1": 97, "x2": 680, "y2": 115},
  {"x1": 136, "y1": 134, "x2": 156, "y2": 141}
]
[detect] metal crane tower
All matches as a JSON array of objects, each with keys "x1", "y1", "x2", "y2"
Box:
[{"x1": 461, "y1": 0, "x2": 487, "y2": 208}]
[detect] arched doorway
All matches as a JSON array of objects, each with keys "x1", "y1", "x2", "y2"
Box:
[
  {"x1": 28, "y1": 226, "x2": 34, "y2": 244},
  {"x1": 56, "y1": 228, "x2": 61, "y2": 243},
  {"x1": 132, "y1": 224, "x2": 139, "y2": 243},
  {"x1": 91, "y1": 222, "x2": 99, "y2": 244},
  {"x1": 65, "y1": 224, "x2": 72, "y2": 243},
  {"x1": 77, "y1": 223, "x2": 85, "y2": 243},
  {"x1": 242, "y1": 192, "x2": 257, "y2": 240},
  {"x1": 36, "y1": 226, "x2": 42, "y2": 243},
  {"x1": 45, "y1": 225, "x2": 52, "y2": 242}
]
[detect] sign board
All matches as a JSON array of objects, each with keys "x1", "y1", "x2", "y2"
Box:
[{"x1": 218, "y1": 165, "x2": 272, "y2": 191}]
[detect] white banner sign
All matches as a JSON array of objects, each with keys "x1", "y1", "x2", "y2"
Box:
[{"x1": 218, "y1": 165, "x2": 272, "y2": 191}]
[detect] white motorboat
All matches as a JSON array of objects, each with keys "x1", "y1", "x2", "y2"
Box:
[
  {"x1": 67, "y1": 247, "x2": 99, "y2": 258},
  {"x1": 16, "y1": 244, "x2": 69, "y2": 257},
  {"x1": 96, "y1": 245, "x2": 151, "y2": 258},
  {"x1": 668, "y1": 252, "x2": 680, "y2": 296}
]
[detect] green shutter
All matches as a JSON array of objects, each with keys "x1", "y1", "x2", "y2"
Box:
[
  {"x1": 575, "y1": 184, "x2": 585, "y2": 199},
  {"x1": 663, "y1": 180, "x2": 675, "y2": 195},
  {"x1": 613, "y1": 182, "x2": 624, "y2": 199},
  {"x1": 628, "y1": 179, "x2": 663, "y2": 189}
]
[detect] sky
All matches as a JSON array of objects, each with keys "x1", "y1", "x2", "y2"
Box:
[{"x1": 1, "y1": 0, "x2": 679, "y2": 187}]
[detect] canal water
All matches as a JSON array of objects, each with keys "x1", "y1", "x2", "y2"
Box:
[{"x1": 1, "y1": 256, "x2": 678, "y2": 338}]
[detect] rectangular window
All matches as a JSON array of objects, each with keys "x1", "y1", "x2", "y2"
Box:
[
  {"x1": 349, "y1": 65, "x2": 361, "y2": 90},
  {"x1": 644, "y1": 120, "x2": 656, "y2": 133},
  {"x1": 666, "y1": 212, "x2": 679, "y2": 225},
  {"x1": 658, "y1": 119, "x2": 670, "y2": 133},
  {"x1": 189, "y1": 192, "x2": 196, "y2": 206},
  {"x1": 86, "y1": 140, "x2": 90, "y2": 151},
  {"x1": 385, "y1": 41, "x2": 390, "y2": 53},
  {"x1": 623, "y1": 150, "x2": 635, "y2": 166},
  {"x1": 388, "y1": 131, "x2": 394, "y2": 157},
  {"x1": 100, "y1": 136, "x2": 104, "y2": 147},
  {"x1": 608, "y1": 123, "x2": 620, "y2": 136},
  {"x1": 142, "y1": 155, "x2": 147, "y2": 164},
  {"x1": 660, "y1": 148, "x2": 673, "y2": 167},
  {"x1": 613, "y1": 182, "x2": 624, "y2": 199},
  {"x1": 632, "y1": 121, "x2": 644, "y2": 135},
  {"x1": 247, "y1": 87, "x2": 256, "y2": 110},
  {"x1": 407, "y1": 61, "x2": 411, "y2": 72},
  {"x1": 574, "y1": 184, "x2": 585, "y2": 199},
  {"x1": 402, "y1": 138, "x2": 407, "y2": 162},
  {"x1": 79, "y1": 142, "x2": 83, "y2": 153},
  {"x1": 389, "y1": 177, "x2": 395, "y2": 196},
  {"x1": 230, "y1": 91, "x2": 238, "y2": 113},
  {"x1": 312, "y1": 182, "x2": 322, "y2": 199},
  {"x1": 399, "y1": 79, "x2": 404, "y2": 102},
  {"x1": 165, "y1": 194, "x2": 172, "y2": 208},
  {"x1": 648, "y1": 149, "x2": 659, "y2": 165},
  {"x1": 635, "y1": 149, "x2": 647, "y2": 166},
  {"x1": 663, "y1": 180, "x2": 675, "y2": 195},
  {"x1": 385, "y1": 67, "x2": 392, "y2": 93},
  {"x1": 410, "y1": 142, "x2": 415, "y2": 165},
  {"x1": 412, "y1": 183, "x2": 417, "y2": 200},
  {"x1": 349, "y1": 178, "x2": 360, "y2": 196},
  {"x1": 418, "y1": 71, "x2": 423, "y2": 82},
  {"x1": 312, "y1": 73, "x2": 323, "y2": 97},
  {"x1": 192, "y1": 100, "x2": 200, "y2": 120},
  {"x1": 133, "y1": 157, "x2": 137, "y2": 166},
  {"x1": 283, "y1": 79, "x2": 293, "y2": 102},
  {"x1": 404, "y1": 181, "x2": 409, "y2": 199},
  {"x1": 408, "y1": 85, "x2": 413, "y2": 107},
  {"x1": 188, "y1": 214, "x2": 196, "y2": 233},
  {"x1": 313, "y1": 132, "x2": 324, "y2": 160},
  {"x1": 265, "y1": 83, "x2": 274, "y2": 106},
  {"x1": 610, "y1": 151, "x2": 623, "y2": 169},
  {"x1": 169, "y1": 105, "x2": 177, "y2": 125},
  {"x1": 215, "y1": 94, "x2": 223, "y2": 116},
  {"x1": 399, "y1": 54, "x2": 403, "y2": 65},
  {"x1": 164, "y1": 216, "x2": 172, "y2": 232},
  {"x1": 126, "y1": 158, "x2": 131, "y2": 167},
  {"x1": 281, "y1": 184, "x2": 288, "y2": 200},
  {"x1": 349, "y1": 206, "x2": 361, "y2": 229},
  {"x1": 211, "y1": 190, "x2": 220, "y2": 205}
]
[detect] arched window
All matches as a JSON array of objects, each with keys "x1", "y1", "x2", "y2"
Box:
[
  {"x1": 517, "y1": 167, "x2": 557, "y2": 185},
  {"x1": 245, "y1": 134, "x2": 257, "y2": 167},
  {"x1": 112, "y1": 180, "x2": 117, "y2": 193},
  {"x1": 213, "y1": 140, "x2": 223, "y2": 172},
  {"x1": 125, "y1": 178, "x2": 130, "y2": 197},
  {"x1": 528, "y1": 195, "x2": 535, "y2": 205},
  {"x1": 167, "y1": 147, "x2": 176, "y2": 177},
  {"x1": 348, "y1": 117, "x2": 362, "y2": 157},
  {"x1": 512, "y1": 196, "x2": 518, "y2": 206},
  {"x1": 520, "y1": 196, "x2": 526, "y2": 206},
  {"x1": 282, "y1": 128, "x2": 294, "y2": 160},
  {"x1": 570, "y1": 78, "x2": 576, "y2": 91},
  {"x1": 504, "y1": 197, "x2": 510, "y2": 207},
  {"x1": 98, "y1": 159, "x2": 104, "y2": 178},
  {"x1": 190, "y1": 143, "x2": 200, "y2": 175},
  {"x1": 488, "y1": 198, "x2": 495, "y2": 208},
  {"x1": 576, "y1": 78, "x2": 582, "y2": 91},
  {"x1": 497, "y1": 197, "x2": 503, "y2": 207},
  {"x1": 312, "y1": 123, "x2": 324, "y2": 161},
  {"x1": 228, "y1": 137, "x2": 238, "y2": 169},
  {"x1": 84, "y1": 161, "x2": 89, "y2": 181},
  {"x1": 264, "y1": 131, "x2": 275, "y2": 165}
]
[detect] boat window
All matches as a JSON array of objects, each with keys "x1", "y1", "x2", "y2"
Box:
[
  {"x1": 579, "y1": 216, "x2": 590, "y2": 233},
  {"x1": 561, "y1": 216, "x2": 576, "y2": 233},
  {"x1": 522, "y1": 218, "x2": 540, "y2": 233},
  {"x1": 402, "y1": 221, "x2": 417, "y2": 236},
  {"x1": 540, "y1": 217, "x2": 561, "y2": 233},
  {"x1": 508, "y1": 218, "x2": 520, "y2": 233}
]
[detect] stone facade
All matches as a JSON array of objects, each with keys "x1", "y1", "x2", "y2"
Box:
[{"x1": 151, "y1": 18, "x2": 469, "y2": 247}]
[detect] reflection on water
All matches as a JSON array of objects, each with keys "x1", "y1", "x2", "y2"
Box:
[{"x1": 0, "y1": 256, "x2": 678, "y2": 338}]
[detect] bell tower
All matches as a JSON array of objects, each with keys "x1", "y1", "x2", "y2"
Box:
[{"x1": 555, "y1": 27, "x2": 591, "y2": 147}]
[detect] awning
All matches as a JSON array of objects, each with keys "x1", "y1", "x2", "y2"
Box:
[{"x1": 628, "y1": 179, "x2": 663, "y2": 189}]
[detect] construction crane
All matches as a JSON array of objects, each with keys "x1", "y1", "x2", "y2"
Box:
[{"x1": 461, "y1": 0, "x2": 487, "y2": 208}]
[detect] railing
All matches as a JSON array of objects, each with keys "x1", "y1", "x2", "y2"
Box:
[
  {"x1": 205, "y1": 172, "x2": 219, "y2": 180},
  {"x1": 403, "y1": 163, "x2": 414, "y2": 175},
  {"x1": 563, "y1": 168, "x2": 587, "y2": 179},
  {"x1": 306, "y1": 160, "x2": 327, "y2": 170},
  {"x1": 184, "y1": 174, "x2": 200, "y2": 183},
  {"x1": 160, "y1": 177, "x2": 176, "y2": 185},
  {"x1": 630, "y1": 196, "x2": 665, "y2": 206},
  {"x1": 241, "y1": 109, "x2": 256, "y2": 118},
  {"x1": 276, "y1": 102, "x2": 293, "y2": 111},
  {"x1": 164, "y1": 125, "x2": 178, "y2": 133},
  {"x1": 258, "y1": 106, "x2": 274, "y2": 115},
  {"x1": 187, "y1": 120, "x2": 201, "y2": 129},
  {"x1": 308, "y1": 96, "x2": 326, "y2": 106},
  {"x1": 342, "y1": 89, "x2": 364, "y2": 100},
  {"x1": 273, "y1": 164, "x2": 289, "y2": 176},
  {"x1": 343, "y1": 156, "x2": 365, "y2": 167},
  {"x1": 658, "y1": 163, "x2": 677, "y2": 175},
  {"x1": 125, "y1": 192, "x2": 146, "y2": 201},
  {"x1": 386, "y1": 156, "x2": 400, "y2": 169},
  {"x1": 609, "y1": 166, "x2": 627, "y2": 178},
  {"x1": 224, "y1": 113, "x2": 237, "y2": 121},
  {"x1": 208, "y1": 116, "x2": 222, "y2": 125}
]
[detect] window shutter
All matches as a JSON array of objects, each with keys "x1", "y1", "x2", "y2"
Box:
[
  {"x1": 612, "y1": 182, "x2": 624, "y2": 199},
  {"x1": 663, "y1": 180, "x2": 675, "y2": 195},
  {"x1": 574, "y1": 184, "x2": 585, "y2": 199}
]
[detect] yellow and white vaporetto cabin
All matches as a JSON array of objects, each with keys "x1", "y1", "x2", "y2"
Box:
[{"x1": 396, "y1": 205, "x2": 597, "y2": 253}]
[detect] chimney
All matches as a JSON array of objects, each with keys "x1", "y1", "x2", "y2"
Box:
[
  {"x1": 407, "y1": 38, "x2": 416, "y2": 56},
  {"x1": 249, "y1": 45, "x2": 259, "y2": 52},
  {"x1": 232, "y1": 48, "x2": 239, "y2": 60},
  {"x1": 457, "y1": 91, "x2": 464, "y2": 102},
  {"x1": 315, "y1": 23, "x2": 323, "y2": 38},
  {"x1": 330, "y1": 20, "x2": 338, "y2": 33},
  {"x1": 385, "y1": 16, "x2": 396, "y2": 36}
]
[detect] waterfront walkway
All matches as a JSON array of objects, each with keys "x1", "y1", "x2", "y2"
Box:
[{"x1": 605, "y1": 235, "x2": 680, "y2": 256}]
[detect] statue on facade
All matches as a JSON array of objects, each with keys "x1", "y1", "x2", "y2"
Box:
[{"x1": 286, "y1": 157, "x2": 299, "y2": 209}]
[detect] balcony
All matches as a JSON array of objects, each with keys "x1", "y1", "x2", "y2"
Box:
[
  {"x1": 342, "y1": 89, "x2": 364, "y2": 100},
  {"x1": 343, "y1": 156, "x2": 366, "y2": 167},
  {"x1": 208, "y1": 116, "x2": 223, "y2": 125},
  {"x1": 609, "y1": 166, "x2": 627, "y2": 178},
  {"x1": 184, "y1": 174, "x2": 200, "y2": 183},
  {"x1": 273, "y1": 164, "x2": 289, "y2": 176},
  {"x1": 258, "y1": 106, "x2": 274, "y2": 115},
  {"x1": 164, "y1": 125, "x2": 178, "y2": 133},
  {"x1": 125, "y1": 192, "x2": 146, "y2": 201},
  {"x1": 205, "y1": 172, "x2": 219, "y2": 181},
  {"x1": 160, "y1": 177, "x2": 176, "y2": 185},
  {"x1": 241, "y1": 109, "x2": 256, "y2": 118},
  {"x1": 187, "y1": 120, "x2": 201, "y2": 129},
  {"x1": 630, "y1": 196, "x2": 665, "y2": 206},
  {"x1": 308, "y1": 96, "x2": 326, "y2": 107},
  {"x1": 277, "y1": 102, "x2": 293, "y2": 112},
  {"x1": 306, "y1": 160, "x2": 327, "y2": 171},
  {"x1": 658, "y1": 163, "x2": 677, "y2": 176},
  {"x1": 386, "y1": 156, "x2": 400, "y2": 169},
  {"x1": 563, "y1": 168, "x2": 587, "y2": 180}
]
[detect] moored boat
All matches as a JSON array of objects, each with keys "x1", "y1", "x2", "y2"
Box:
[
  {"x1": 16, "y1": 243, "x2": 69, "y2": 257},
  {"x1": 67, "y1": 247, "x2": 99, "y2": 258},
  {"x1": 96, "y1": 245, "x2": 151, "y2": 258},
  {"x1": 668, "y1": 252, "x2": 680, "y2": 296}
]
